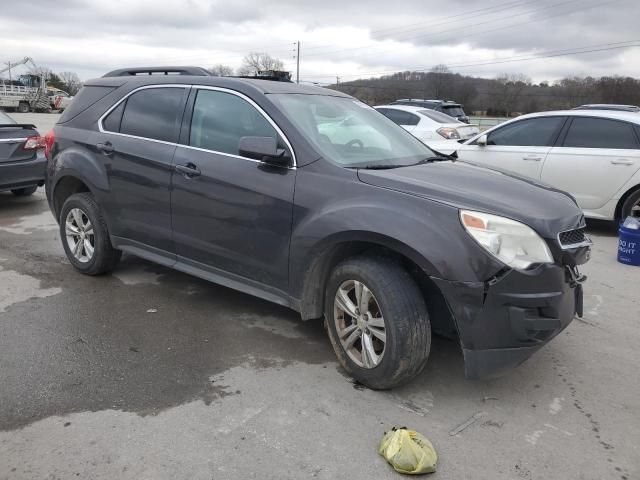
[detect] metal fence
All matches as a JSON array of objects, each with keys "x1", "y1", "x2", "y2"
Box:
[{"x1": 469, "y1": 116, "x2": 511, "y2": 131}]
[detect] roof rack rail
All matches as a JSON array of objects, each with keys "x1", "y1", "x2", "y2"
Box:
[
  {"x1": 232, "y1": 70, "x2": 293, "y2": 82},
  {"x1": 102, "y1": 66, "x2": 211, "y2": 77}
]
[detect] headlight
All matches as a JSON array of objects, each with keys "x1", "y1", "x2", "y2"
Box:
[
  {"x1": 460, "y1": 210, "x2": 554, "y2": 270},
  {"x1": 436, "y1": 127, "x2": 460, "y2": 139}
]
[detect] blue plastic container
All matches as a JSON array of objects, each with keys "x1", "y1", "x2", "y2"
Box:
[{"x1": 617, "y1": 224, "x2": 640, "y2": 266}]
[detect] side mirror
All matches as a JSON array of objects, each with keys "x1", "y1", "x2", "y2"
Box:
[
  {"x1": 238, "y1": 136, "x2": 291, "y2": 166},
  {"x1": 476, "y1": 134, "x2": 488, "y2": 146}
]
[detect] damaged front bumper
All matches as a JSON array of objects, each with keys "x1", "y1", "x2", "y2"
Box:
[{"x1": 433, "y1": 262, "x2": 586, "y2": 378}]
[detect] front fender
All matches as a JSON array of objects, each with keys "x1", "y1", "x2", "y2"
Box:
[{"x1": 289, "y1": 165, "x2": 504, "y2": 307}]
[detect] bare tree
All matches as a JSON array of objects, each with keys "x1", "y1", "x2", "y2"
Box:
[
  {"x1": 493, "y1": 73, "x2": 531, "y2": 116},
  {"x1": 58, "y1": 71, "x2": 82, "y2": 95},
  {"x1": 237, "y1": 52, "x2": 284, "y2": 76},
  {"x1": 429, "y1": 64, "x2": 452, "y2": 99},
  {"x1": 208, "y1": 64, "x2": 234, "y2": 77}
]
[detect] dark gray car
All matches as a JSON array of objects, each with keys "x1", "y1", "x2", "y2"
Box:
[
  {"x1": 45, "y1": 68, "x2": 590, "y2": 389},
  {"x1": 0, "y1": 110, "x2": 46, "y2": 196}
]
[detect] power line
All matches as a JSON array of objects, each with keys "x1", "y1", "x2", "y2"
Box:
[
  {"x1": 302, "y1": 0, "x2": 587, "y2": 59},
  {"x1": 301, "y1": 40, "x2": 640, "y2": 80},
  {"x1": 368, "y1": 0, "x2": 533, "y2": 36},
  {"x1": 300, "y1": 0, "x2": 535, "y2": 53}
]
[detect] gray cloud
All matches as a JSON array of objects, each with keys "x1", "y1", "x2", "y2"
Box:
[{"x1": 0, "y1": 0, "x2": 638, "y2": 83}]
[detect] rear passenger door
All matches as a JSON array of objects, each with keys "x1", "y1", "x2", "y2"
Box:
[
  {"x1": 98, "y1": 85, "x2": 189, "y2": 256},
  {"x1": 170, "y1": 87, "x2": 296, "y2": 295},
  {"x1": 457, "y1": 116, "x2": 566, "y2": 179},
  {"x1": 541, "y1": 116, "x2": 640, "y2": 210}
]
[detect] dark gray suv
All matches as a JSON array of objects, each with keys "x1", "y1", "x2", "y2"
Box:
[{"x1": 45, "y1": 67, "x2": 590, "y2": 388}]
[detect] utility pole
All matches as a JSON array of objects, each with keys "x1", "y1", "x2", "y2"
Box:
[
  {"x1": 296, "y1": 41, "x2": 300, "y2": 84},
  {"x1": 336, "y1": 76, "x2": 340, "y2": 91}
]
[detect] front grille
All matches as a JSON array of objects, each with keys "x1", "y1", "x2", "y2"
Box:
[{"x1": 558, "y1": 227, "x2": 589, "y2": 248}]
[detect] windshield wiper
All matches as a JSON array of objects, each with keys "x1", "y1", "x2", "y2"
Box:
[
  {"x1": 359, "y1": 164, "x2": 405, "y2": 170},
  {"x1": 410, "y1": 152, "x2": 457, "y2": 166}
]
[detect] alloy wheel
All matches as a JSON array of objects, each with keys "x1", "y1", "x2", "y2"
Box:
[
  {"x1": 65, "y1": 208, "x2": 95, "y2": 263},
  {"x1": 333, "y1": 279, "x2": 386, "y2": 369}
]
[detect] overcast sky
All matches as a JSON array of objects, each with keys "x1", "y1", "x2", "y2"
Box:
[{"x1": 1, "y1": 0, "x2": 639, "y2": 84}]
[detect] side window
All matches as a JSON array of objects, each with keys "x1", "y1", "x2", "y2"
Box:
[
  {"x1": 487, "y1": 117, "x2": 565, "y2": 147},
  {"x1": 102, "y1": 101, "x2": 125, "y2": 133},
  {"x1": 119, "y1": 87, "x2": 185, "y2": 143},
  {"x1": 404, "y1": 112, "x2": 420, "y2": 126},
  {"x1": 189, "y1": 89, "x2": 278, "y2": 156},
  {"x1": 563, "y1": 117, "x2": 639, "y2": 149},
  {"x1": 380, "y1": 109, "x2": 418, "y2": 126}
]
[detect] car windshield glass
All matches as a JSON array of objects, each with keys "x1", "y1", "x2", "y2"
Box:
[
  {"x1": 441, "y1": 106, "x2": 464, "y2": 117},
  {"x1": 269, "y1": 94, "x2": 435, "y2": 168},
  {"x1": 419, "y1": 109, "x2": 460, "y2": 124},
  {"x1": 0, "y1": 111, "x2": 16, "y2": 124}
]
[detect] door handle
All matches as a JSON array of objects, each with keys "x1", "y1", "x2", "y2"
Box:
[
  {"x1": 611, "y1": 159, "x2": 634, "y2": 165},
  {"x1": 96, "y1": 142, "x2": 114, "y2": 155},
  {"x1": 175, "y1": 163, "x2": 201, "y2": 177},
  {"x1": 522, "y1": 155, "x2": 542, "y2": 161}
]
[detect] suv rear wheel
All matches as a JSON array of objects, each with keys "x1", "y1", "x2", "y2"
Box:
[
  {"x1": 59, "y1": 193, "x2": 121, "y2": 275},
  {"x1": 325, "y1": 255, "x2": 431, "y2": 389}
]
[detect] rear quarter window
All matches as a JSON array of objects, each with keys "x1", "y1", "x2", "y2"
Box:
[
  {"x1": 563, "y1": 117, "x2": 639, "y2": 149},
  {"x1": 58, "y1": 86, "x2": 115, "y2": 123},
  {"x1": 119, "y1": 87, "x2": 186, "y2": 143}
]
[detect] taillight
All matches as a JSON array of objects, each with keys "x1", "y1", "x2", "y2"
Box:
[
  {"x1": 44, "y1": 130, "x2": 55, "y2": 160},
  {"x1": 23, "y1": 135, "x2": 46, "y2": 151},
  {"x1": 436, "y1": 127, "x2": 461, "y2": 140}
]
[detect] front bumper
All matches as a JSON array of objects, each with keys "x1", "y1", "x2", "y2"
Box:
[
  {"x1": 433, "y1": 262, "x2": 584, "y2": 378},
  {"x1": 0, "y1": 155, "x2": 46, "y2": 192}
]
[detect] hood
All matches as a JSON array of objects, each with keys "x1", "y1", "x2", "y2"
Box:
[{"x1": 357, "y1": 160, "x2": 584, "y2": 238}]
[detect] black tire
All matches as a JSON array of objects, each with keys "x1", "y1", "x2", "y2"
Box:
[
  {"x1": 17, "y1": 102, "x2": 30, "y2": 113},
  {"x1": 11, "y1": 186, "x2": 38, "y2": 196},
  {"x1": 59, "y1": 192, "x2": 121, "y2": 275},
  {"x1": 324, "y1": 255, "x2": 431, "y2": 389},
  {"x1": 620, "y1": 188, "x2": 640, "y2": 220}
]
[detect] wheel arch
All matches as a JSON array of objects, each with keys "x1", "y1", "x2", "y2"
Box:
[
  {"x1": 297, "y1": 233, "x2": 458, "y2": 340},
  {"x1": 50, "y1": 146, "x2": 111, "y2": 220},
  {"x1": 615, "y1": 183, "x2": 640, "y2": 220},
  {"x1": 52, "y1": 175, "x2": 94, "y2": 220}
]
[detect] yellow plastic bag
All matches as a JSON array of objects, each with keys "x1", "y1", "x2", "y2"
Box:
[{"x1": 378, "y1": 427, "x2": 437, "y2": 475}]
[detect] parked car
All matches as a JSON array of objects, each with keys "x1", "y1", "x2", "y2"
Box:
[
  {"x1": 45, "y1": 67, "x2": 590, "y2": 388},
  {"x1": 375, "y1": 104, "x2": 479, "y2": 154},
  {"x1": 0, "y1": 110, "x2": 46, "y2": 196},
  {"x1": 47, "y1": 89, "x2": 74, "y2": 112},
  {"x1": 456, "y1": 110, "x2": 640, "y2": 220},
  {"x1": 391, "y1": 99, "x2": 470, "y2": 123},
  {"x1": 573, "y1": 104, "x2": 640, "y2": 113}
]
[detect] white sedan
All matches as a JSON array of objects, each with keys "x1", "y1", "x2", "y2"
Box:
[
  {"x1": 455, "y1": 110, "x2": 640, "y2": 221},
  {"x1": 375, "y1": 104, "x2": 479, "y2": 154}
]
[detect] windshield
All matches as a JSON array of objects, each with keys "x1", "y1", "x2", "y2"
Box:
[
  {"x1": 419, "y1": 109, "x2": 461, "y2": 124},
  {"x1": 269, "y1": 94, "x2": 435, "y2": 168}
]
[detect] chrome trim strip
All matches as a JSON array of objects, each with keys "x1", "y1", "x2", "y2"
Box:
[
  {"x1": 97, "y1": 84, "x2": 189, "y2": 148},
  {"x1": 97, "y1": 83, "x2": 297, "y2": 168},
  {"x1": 0, "y1": 138, "x2": 27, "y2": 143}
]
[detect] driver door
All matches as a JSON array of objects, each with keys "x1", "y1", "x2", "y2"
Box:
[{"x1": 171, "y1": 87, "x2": 296, "y2": 294}]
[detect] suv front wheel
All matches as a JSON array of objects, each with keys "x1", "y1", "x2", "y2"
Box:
[
  {"x1": 325, "y1": 255, "x2": 431, "y2": 389},
  {"x1": 59, "y1": 193, "x2": 121, "y2": 275}
]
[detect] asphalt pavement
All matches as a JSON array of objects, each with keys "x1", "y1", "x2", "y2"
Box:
[{"x1": 0, "y1": 114, "x2": 638, "y2": 480}]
